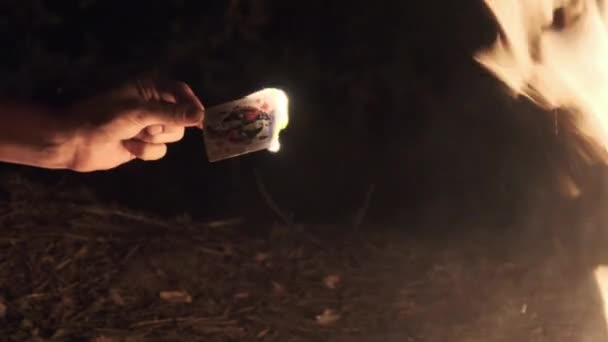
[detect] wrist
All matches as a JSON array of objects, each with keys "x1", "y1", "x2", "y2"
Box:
[
  {"x1": 0, "y1": 103, "x2": 80, "y2": 170},
  {"x1": 38, "y1": 115, "x2": 82, "y2": 170}
]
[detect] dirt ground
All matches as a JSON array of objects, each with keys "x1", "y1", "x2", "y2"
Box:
[{"x1": 0, "y1": 173, "x2": 607, "y2": 342}]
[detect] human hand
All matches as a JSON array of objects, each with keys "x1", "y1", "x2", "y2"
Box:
[{"x1": 64, "y1": 78, "x2": 205, "y2": 172}]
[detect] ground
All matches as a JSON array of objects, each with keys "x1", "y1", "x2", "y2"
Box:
[{"x1": 1, "y1": 174, "x2": 607, "y2": 342}]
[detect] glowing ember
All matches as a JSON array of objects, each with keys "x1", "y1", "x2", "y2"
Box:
[{"x1": 475, "y1": 0, "x2": 608, "y2": 159}]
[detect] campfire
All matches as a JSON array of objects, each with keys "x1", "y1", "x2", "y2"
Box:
[
  {"x1": 475, "y1": 0, "x2": 608, "y2": 161},
  {"x1": 475, "y1": 0, "x2": 608, "y2": 336}
]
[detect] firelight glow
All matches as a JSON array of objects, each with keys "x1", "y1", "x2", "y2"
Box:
[
  {"x1": 475, "y1": 0, "x2": 608, "y2": 160},
  {"x1": 595, "y1": 266, "x2": 608, "y2": 334},
  {"x1": 475, "y1": 0, "x2": 608, "y2": 337}
]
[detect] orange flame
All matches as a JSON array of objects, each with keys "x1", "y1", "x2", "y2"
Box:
[
  {"x1": 475, "y1": 0, "x2": 608, "y2": 162},
  {"x1": 477, "y1": 1, "x2": 608, "y2": 336}
]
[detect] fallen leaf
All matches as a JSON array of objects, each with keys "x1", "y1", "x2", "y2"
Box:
[
  {"x1": 234, "y1": 292, "x2": 250, "y2": 300},
  {"x1": 255, "y1": 252, "x2": 271, "y2": 264},
  {"x1": 51, "y1": 329, "x2": 69, "y2": 339},
  {"x1": 257, "y1": 328, "x2": 271, "y2": 338},
  {"x1": 272, "y1": 282, "x2": 286, "y2": 296},
  {"x1": 160, "y1": 291, "x2": 192, "y2": 304},
  {"x1": 74, "y1": 245, "x2": 89, "y2": 259},
  {"x1": 62, "y1": 295, "x2": 75, "y2": 307},
  {"x1": 109, "y1": 289, "x2": 125, "y2": 306},
  {"x1": 316, "y1": 308, "x2": 340, "y2": 326},
  {"x1": 41, "y1": 255, "x2": 55, "y2": 265},
  {"x1": 323, "y1": 274, "x2": 342, "y2": 289}
]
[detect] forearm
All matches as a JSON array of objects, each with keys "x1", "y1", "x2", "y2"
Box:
[{"x1": 0, "y1": 101, "x2": 75, "y2": 169}]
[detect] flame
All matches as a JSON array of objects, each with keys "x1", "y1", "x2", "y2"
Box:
[
  {"x1": 477, "y1": 1, "x2": 608, "y2": 336},
  {"x1": 475, "y1": 0, "x2": 608, "y2": 161},
  {"x1": 241, "y1": 88, "x2": 289, "y2": 153},
  {"x1": 264, "y1": 88, "x2": 289, "y2": 153}
]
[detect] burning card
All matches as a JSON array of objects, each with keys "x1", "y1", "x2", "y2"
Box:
[{"x1": 202, "y1": 88, "x2": 289, "y2": 162}]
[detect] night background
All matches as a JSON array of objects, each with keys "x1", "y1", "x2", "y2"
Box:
[{"x1": 0, "y1": 1, "x2": 607, "y2": 341}]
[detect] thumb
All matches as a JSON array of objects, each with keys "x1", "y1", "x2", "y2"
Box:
[{"x1": 135, "y1": 101, "x2": 205, "y2": 127}]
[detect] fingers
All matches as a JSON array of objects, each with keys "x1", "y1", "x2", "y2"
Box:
[
  {"x1": 135, "y1": 125, "x2": 185, "y2": 144},
  {"x1": 159, "y1": 93, "x2": 177, "y2": 104},
  {"x1": 108, "y1": 79, "x2": 206, "y2": 138},
  {"x1": 122, "y1": 139, "x2": 168, "y2": 161},
  {"x1": 159, "y1": 81, "x2": 205, "y2": 111},
  {"x1": 148, "y1": 81, "x2": 205, "y2": 126},
  {"x1": 133, "y1": 101, "x2": 205, "y2": 127},
  {"x1": 146, "y1": 124, "x2": 165, "y2": 135}
]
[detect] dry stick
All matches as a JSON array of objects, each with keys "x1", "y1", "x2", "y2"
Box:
[
  {"x1": 254, "y1": 168, "x2": 293, "y2": 225},
  {"x1": 130, "y1": 317, "x2": 192, "y2": 329},
  {"x1": 81, "y1": 204, "x2": 243, "y2": 230},
  {"x1": 79, "y1": 206, "x2": 174, "y2": 229},
  {"x1": 352, "y1": 184, "x2": 375, "y2": 227},
  {"x1": 129, "y1": 316, "x2": 235, "y2": 329},
  {"x1": 203, "y1": 217, "x2": 245, "y2": 228}
]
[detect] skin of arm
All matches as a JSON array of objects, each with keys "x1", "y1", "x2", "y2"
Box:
[{"x1": 0, "y1": 101, "x2": 77, "y2": 170}]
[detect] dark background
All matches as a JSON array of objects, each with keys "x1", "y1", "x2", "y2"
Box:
[{"x1": 0, "y1": 1, "x2": 564, "y2": 228}]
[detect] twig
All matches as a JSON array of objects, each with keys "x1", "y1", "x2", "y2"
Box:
[
  {"x1": 129, "y1": 316, "x2": 232, "y2": 329},
  {"x1": 352, "y1": 184, "x2": 375, "y2": 227},
  {"x1": 79, "y1": 206, "x2": 174, "y2": 229},
  {"x1": 202, "y1": 217, "x2": 245, "y2": 228},
  {"x1": 15, "y1": 293, "x2": 49, "y2": 302},
  {"x1": 196, "y1": 246, "x2": 226, "y2": 257},
  {"x1": 254, "y1": 168, "x2": 293, "y2": 225},
  {"x1": 130, "y1": 317, "x2": 190, "y2": 329},
  {"x1": 122, "y1": 244, "x2": 141, "y2": 263},
  {"x1": 55, "y1": 258, "x2": 72, "y2": 271}
]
